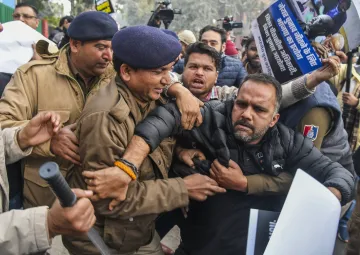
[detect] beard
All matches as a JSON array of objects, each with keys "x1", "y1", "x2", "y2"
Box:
[
  {"x1": 233, "y1": 119, "x2": 269, "y2": 143},
  {"x1": 248, "y1": 57, "x2": 261, "y2": 69}
]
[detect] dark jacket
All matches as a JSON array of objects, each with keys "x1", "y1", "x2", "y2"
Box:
[
  {"x1": 173, "y1": 59, "x2": 185, "y2": 74},
  {"x1": 216, "y1": 54, "x2": 247, "y2": 87},
  {"x1": 48, "y1": 27, "x2": 63, "y2": 42},
  {"x1": 136, "y1": 100, "x2": 354, "y2": 204},
  {"x1": 135, "y1": 100, "x2": 355, "y2": 254}
]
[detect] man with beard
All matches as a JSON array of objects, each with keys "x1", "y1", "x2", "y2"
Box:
[
  {"x1": 242, "y1": 37, "x2": 353, "y2": 171},
  {"x1": 199, "y1": 26, "x2": 247, "y2": 87},
  {"x1": 84, "y1": 41, "x2": 343, "y2": 209},
  {"x1": 81, "y1": 73, "x2": 354, "y2": 255},
  {"x1": 243, "y1": 37, "x2": 262, "y2": 74},
  {"x1": 245, "y1": 34, "x2": 355, "y2": 243}
]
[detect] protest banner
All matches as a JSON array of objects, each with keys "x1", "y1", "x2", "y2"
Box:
[
  {"x1": 251, "y1": 0, "x2": 322, "y2": 84},
  {"x1": 286, "y1": 0, "x2": 360, "y2": 51},
  {"x1": 95, "y1": 0, "x2": 115, "y2": 14}
]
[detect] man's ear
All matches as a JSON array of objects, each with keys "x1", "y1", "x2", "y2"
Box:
[
  {"x1": 222, "y1": 42, "x2": 226, "y2": 53},
  {"x1": 120, "y1": 64, "x2": 132, "y2": 81},
  {"x1": 69, "y1": 39, "x2": 81, "y2": 53},
  {"x1": 269, "y1": 113, "x2": 280, "y2": 128}
]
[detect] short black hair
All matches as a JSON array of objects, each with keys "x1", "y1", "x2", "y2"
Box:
[
  {"x1": 245, "y1": 36, "x2": 255, "y2": 50},
  {"x1": 113, "y1": 54, "x2": 137, "y2": 76},
  {"x1": 341, "y1": 0, "x2": 352, "y2": 10},
  {"x1": 15, "y1": 3, "x2": 38, "y2": 16},
  {"x1": 59, "y1": 16, "x2": 74, "y2": 27},
  {"x1": 184, "y1": 42, "x2": 221, "y2": 71},
  {"x1": 241, "y1": 73, "x2": 282, "y2": 112},
  {"x1": 199, "y1": 25, "x2": 227, "y2": 44}
]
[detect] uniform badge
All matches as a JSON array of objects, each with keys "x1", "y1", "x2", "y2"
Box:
[{"x1": 303, "y1": 125, "x2": 319, "y2": 141}]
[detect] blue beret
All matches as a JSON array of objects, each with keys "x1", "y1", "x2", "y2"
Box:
[
  {"x1": 162, "y1": 29, "x2": 179, "y2": 40},
  {"x1": 68, "y1": 11, "x2": 118, "y2": 41},
  {"x1": 112, "y1": 26, "x2": 182, "y2": 69}
]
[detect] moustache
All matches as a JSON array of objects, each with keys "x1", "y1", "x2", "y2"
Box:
[{"x1": 233, "y1": 119, "x2": 255, "y2": 131}]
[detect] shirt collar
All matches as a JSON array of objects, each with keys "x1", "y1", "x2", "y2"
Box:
[{"x1": 203, "y1": 86, "x2": 219, "y2": 102}]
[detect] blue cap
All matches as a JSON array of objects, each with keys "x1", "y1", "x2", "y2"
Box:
[
  {"x1": 112, "y1": 26, "x2": 182, "y2": 69},
  {"x1": 162, "y1": 29, "x2": 179, "y2": 40},
  {"x1": 67, "y1": 11, "x2": 118, "y2": 41}
]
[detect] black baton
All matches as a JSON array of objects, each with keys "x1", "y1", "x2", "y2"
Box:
[{"x1": 39, "y1": 162, "x2": 112, "y2": 255}]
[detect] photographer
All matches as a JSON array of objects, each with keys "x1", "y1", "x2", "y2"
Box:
[{"x1": 0, "y1": 111, "x2": 96, "y2": 255}]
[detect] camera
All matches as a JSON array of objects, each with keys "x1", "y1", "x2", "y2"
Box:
[
  {"x1": 219, "y1": 16, "x2": 243, "y2": 31},
  {"x1": 147, "y1": 1, "x2": 182, "y2": 29}
]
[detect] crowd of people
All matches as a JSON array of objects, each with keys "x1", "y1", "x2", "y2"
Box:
[{"x1": 0, "y1": 1, "x2": 360, "y2": 255}]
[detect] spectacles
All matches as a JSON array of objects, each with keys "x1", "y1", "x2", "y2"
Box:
[{"x1": 12, "y1": 13, "x2": 38, "y2": 20}]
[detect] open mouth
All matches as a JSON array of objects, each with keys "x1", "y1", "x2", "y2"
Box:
[{"x1": 191, "y1": 78, "x2": 205, "y2": 89}]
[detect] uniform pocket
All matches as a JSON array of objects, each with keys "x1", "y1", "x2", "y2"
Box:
[
  {"x1": 45, "y1": 110, "x2": 71, "y2": 125},
  {"x1": 103, "y1": 214, "x2": 157, "y2": 253}
]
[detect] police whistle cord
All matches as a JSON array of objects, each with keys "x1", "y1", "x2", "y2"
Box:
[{"x1": 39, "y1": 162, "x2": 112, "y2": 255}]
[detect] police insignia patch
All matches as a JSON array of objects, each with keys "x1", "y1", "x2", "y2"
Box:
[{"x1": 303, "y1": 125, "x2": 319, "y2": 141}]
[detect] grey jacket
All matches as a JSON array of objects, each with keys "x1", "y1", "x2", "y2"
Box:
[{"x1": 0, "y1": 127, "x2": 51, "y2": 255}]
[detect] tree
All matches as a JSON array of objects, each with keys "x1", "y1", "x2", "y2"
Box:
[
  {"x1": 70, "y1": 0, "x2": 94, "y2": 16},
  {"x1": 18, "y1": 0, "x2": 65, "y2": 28},
  {"x1": 113, "y1": 0, "x2": 269, "y2": 36}
]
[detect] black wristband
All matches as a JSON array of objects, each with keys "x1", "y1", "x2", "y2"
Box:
[{"x1": 119, "y1": 158, "x2": 139, "y2": 178}]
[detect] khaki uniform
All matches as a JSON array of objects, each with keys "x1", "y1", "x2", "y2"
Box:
[
  {"x1": 63, "y1": 77, "x2": 189, "y2": 254},
  {"x1": 0, "y1": 45, "x2": 115, "y2": 208},
  {"x1": 0, "y1": 127, "x2": 51, "y2": 255},
  {"x1": 297, "y1": 107, "x2": 332, "y2": 150}
]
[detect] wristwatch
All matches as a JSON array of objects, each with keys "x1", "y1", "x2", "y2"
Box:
[{"x1": 163, "y1": 72, "x2": 181, "y2": 97}]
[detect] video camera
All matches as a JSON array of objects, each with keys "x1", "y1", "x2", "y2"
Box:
[
  {"x1": 147, "y1": 0, "x2": 182, "y2": 29},
  {"x1": 218, "y1": 16, "x2": 243, "y2": 31}
]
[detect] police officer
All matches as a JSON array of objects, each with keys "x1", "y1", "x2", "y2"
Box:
[{"x1": 0, "y1": 11, "x2": 118, "y2": 208}]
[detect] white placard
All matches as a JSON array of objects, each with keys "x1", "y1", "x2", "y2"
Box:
[
  {"x1": 264, "y1": 169, "x2": 341, "y2": 255},
  {"x1": 0, "y1": 21, "x2": 56, "y2": 74}
]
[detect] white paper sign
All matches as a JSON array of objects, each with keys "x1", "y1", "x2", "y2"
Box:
[
  {"x1": 0, "y1": 21, "x2": 56, "y2": 74},
  {"x1": 264, "y1": 169, "x2": 341, "y2": 255}
]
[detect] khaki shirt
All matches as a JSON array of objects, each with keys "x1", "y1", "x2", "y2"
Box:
[
  {"x1": 64, "y1": 77, "x2": 189, "y2": 254},
  {"x1": 0, "y1": 45, "x2": 115, "y2": 208}
]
